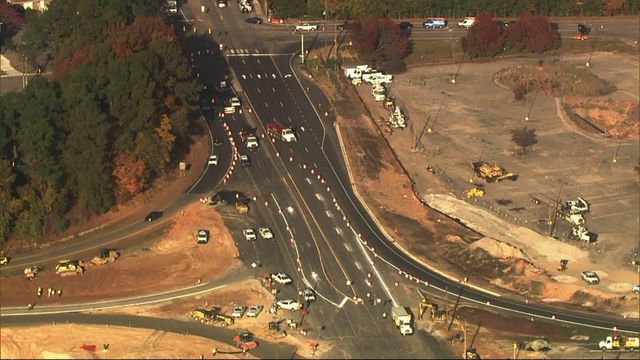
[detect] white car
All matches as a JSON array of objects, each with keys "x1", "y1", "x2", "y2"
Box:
[
  {"x1": 243, "y1": 228, "x2": 257, "y2": 241},
  {"x1": 208, "y1": 155, "x2": 218, "y2": 165},
  {"x1": 230, "y1": 97, "x2": 241, "y2": 107},
  {"x1": 277, "y1": 299, "x2": 302, "y2": 311},
  {"x1": 258, "y1": 227, "x2": 273, "y2": 239},
  {"x1": 196, "y1": 229, "x2": 209, "y2": 244},
  {"x1": 457, "y1": 17, "x2": 476, "y2": 28},
  {"x1": 246, "y1": 304, "x2": 263, "y2": 317},
  {"x1": 301, "y1": 288, "x2": 316, "y2": 302},
  {"x1": 632, "y1": 284, "x2": 639, "y2": 294},
  {"x1": 231, "y1": 305, "x2": 245, "y2": 318},
  {"x1": 581, "y1": 271, "x2": 600, "y2": 284},
  {"x1": 271, "y1": 272, "x2": 292, "y2": 285},
  {"x1": 296, "y1": 23, "x2": 318, "y2": 31}
]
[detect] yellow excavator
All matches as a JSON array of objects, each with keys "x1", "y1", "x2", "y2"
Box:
[
  {"x1": 465, "y1": 185, "x2": 485, "y2": 198},
  {"x1": 472, "y1": 161, "x2": 518, "y2": 183},
  {"x1": 55, "y1": 260, "x2": 85, "y2": 277}
]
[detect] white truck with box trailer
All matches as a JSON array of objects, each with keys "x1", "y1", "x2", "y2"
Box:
[{"x1": 391, "y1": 306, "x2": 413, "y2": 335}]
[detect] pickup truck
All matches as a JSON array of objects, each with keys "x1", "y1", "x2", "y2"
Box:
[{"x1": 296, "y1": 23, "x2": 318, "y2": 31}]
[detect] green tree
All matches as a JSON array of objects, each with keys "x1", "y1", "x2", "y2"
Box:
[
  {"x1": 0, "y1": 159, "x2": 18, "y2": 244},
  {"x1": 271, "y1": 0, "x2": 307, "y2": 18},
  {"x1": 511, "y1": 126, "x2": 538, "y2": 155}
]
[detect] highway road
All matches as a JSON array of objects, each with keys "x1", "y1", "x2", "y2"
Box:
[{"x1": 1, "y1": 3, "x2": 638, "y2": 358}]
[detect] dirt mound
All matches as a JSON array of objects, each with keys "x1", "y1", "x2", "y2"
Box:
[
  {"x1": 494, "y1": 62, "x2": 616, "y2": 98},
  {"x1": 470, "y1": 237, "x2": 530, "y2": 261},
  {"x1": 565, "y1": 97, "x2": 639, "y2": 139}
]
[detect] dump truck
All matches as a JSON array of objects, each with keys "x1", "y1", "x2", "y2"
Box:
[
  {"x1": 90, "y1": 249, "x2": 120, "y2": 266},
  {"x1": 571, "y1": 226, "x2": 598, "y2": 243},
  {"x1": 472, "y1": 161, "x2": 518, "y2": 183},
  {"x1": 391, "y1": 306, "x2": 413, "y2": 335},
  {"x1": 599, "y1": 335, "x2": 639, "y2": 351},
  {"x1": 55, "y1": 260, "x2": 85, "y2": 277},
  {"x1": 266, "y1": 122, "x2": 297, "y2": 142},
  {"x1": 561, "y1": 197, "x2": 589, "y2": 214}
]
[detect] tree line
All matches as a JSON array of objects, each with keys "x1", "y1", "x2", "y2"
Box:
[
  {"x1": 0, "y1": 0, "x2": 198, "y2": 244},
  {"x1": 270, "y1": 0, "x2": 639, "y2": 19}
]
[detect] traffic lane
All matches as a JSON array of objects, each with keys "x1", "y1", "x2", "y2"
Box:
[
  {"x1": 270, "y1": 55, "x2": 640, "y2": 332},
  {"x1": 1, "y1": 313, "x2": 296, "y2": 359}
]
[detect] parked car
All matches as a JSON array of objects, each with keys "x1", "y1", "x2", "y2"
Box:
[
  {"x1": 632, "y1": 284, "x2": 640, "y2": 294},
  {"x1": 197, "y1": 229, "x2": 210, "y2": 244},
  {"x1": 246, "y1": 305, "x2": 263, "y2": 317},
  {"x1": 276, "y1": 299, "x2": 302, "y2": 311},
  {"x1": 423, "y1": 18, "x2": 447, "y2": 29},
  {"x1": 271, "y1": 272, "x2": 292, "y2": 285},
  {"x1": 243, "y1": 228, "x2": 257, "y2": 241},
  {"x1": 145, "y1": 211, "x2": 163, "y2": 222},
  {"x1": 301, "y1": 288, "x2": 316, "y2": 302},
  {"x1": 208, "y1": 154, "x2": 219, "y2": 165},
  {"x1": 581, "y1": 271, "x2": 600, "y2": 284},
  {"x1": 457, "y1": 17, "x2": 476, "y2": 28},
  {"x1": 258, "y1": 227, "x2": 273, "y2": 239},
  {"x1": 245, "y1": 17, "x2": 263, "y2": 24},
  {"x1": 231, "y1": 305, "x2": 245, "y2": 318}
]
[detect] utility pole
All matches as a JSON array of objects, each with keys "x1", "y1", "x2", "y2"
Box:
[
  {"x1": 323, "y1": 0, "x2": 327, "y2": 51},
  {"x1": 300, "y1": 31, "x2": 305, "y2": 64}
]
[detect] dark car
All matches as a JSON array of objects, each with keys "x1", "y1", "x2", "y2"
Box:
[
  {"x1": 213, "y1": 137, "x2": 224, "y2": 147},
  {"x1": 145, "y1": 211, "x2": 163, "y2": 222},
  {"x1": 399, "y1": 21, "x2": 413, "y2": 36},
  {"x1": 245, "y1": 17, "x2": 263, "y2": 24},
  {"x1": 336, "y1": 22, "x2": 353, "y2": 31}
]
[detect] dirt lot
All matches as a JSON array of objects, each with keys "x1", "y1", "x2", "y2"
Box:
[
  {"x1": 96, "y1": 279, "x2": 331, "y2": 359},
  {"x1": 0, "y1": 324, "x2": 248, "y2": 359},
  {"x1": 0, "y1": 201, "x2": 238, "y2": 307}
]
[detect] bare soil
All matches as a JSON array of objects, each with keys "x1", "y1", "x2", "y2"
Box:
[
  {"x1": 2, "y1": 132, "x2": 209, "y2": 254},
  {"x1": 0, "y1": 201, "x2": 238, "y2": 307},
  {"x1": 0, "y1": 324, "x2": 248, "y2": 359}
]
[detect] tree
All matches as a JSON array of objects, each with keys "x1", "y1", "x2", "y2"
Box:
[
  {"x1": 351, "y1": 17, "x2": 410, "y2": 68},
  {"x1": 511, "y1": 126, "x2": 538, "y2": 155},
  {"x1": 504, "y1": 11, "x2": 560, "y2": 53},
  {"x1": 0, "y1": 1, "x2": 25, "y2": 44},
  {"x1": 112, "y1": 152, "x2": 145, "y2": 199},
  {"x1": 460, "y1": 12, "x2": 504, "y2": 58},
  {"x1": 270, "y1": 0, "x2": 307, "y2": 18},
  {"x1": 0, "y1": 159, "x2": 18, "y2": 244}
]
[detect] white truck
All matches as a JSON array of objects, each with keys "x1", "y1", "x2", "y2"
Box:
[
  {"x1": 267, "y1": 122, "x2": 297, "y2": 142},
  {"x1": 599, "y1": 335, "x2": 639, "y2": 351},
  {"x1": 363, "y1": 72, "x2": 393, "y2": 85},
  {"x1": 372, "y1": 84, "x2": 386, "y2": 101},
  {"x1": 391, "y1": 306, "x2": 413, "y2": 335},
  {"x1": 457, "y1": 17, "x2": 476, "y2": 28},
  {"x1": 389, "y1": 106, "x2": 407, "y2": 129},
  {"x1": 296, "y1": 23, "x2": 318, "y2": 31},
  {"x1": 246, "y1": 135, "x2": 259, "y2": 150},
  {"x1": 344, "y1": 65, "x2": 373, "y2": 79}
]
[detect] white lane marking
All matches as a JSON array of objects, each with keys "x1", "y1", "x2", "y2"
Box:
[
  {"x1": 257, "y1": 74, "x2": 261, "y2": 79},
  {"x1": 242, "y1": 74, "x2": 246, "y2": 79},
  {"x1": 256, "y1": 87, "x2": 260, "y2": 92},
  {"x1": 272, "y1": 87, "x2": 276, "y2": 92},
  {"x1": 326, "y1": 210, "x2": 333, "y2": 218},
  {"x1": 272, "y1": 73, "x2": 276, "y2": 78},
  {"x1": 242, "y1": 59, "x2": 246, "y2": 64},
  {"x1": 280, "y1": 101, "x2": 284, "y2": 107},
  {"x1": 315, "y1": 193, "x2": 324, "y2": 201},
  {"x1": 305, "y1": 177, "x2": 312, "y2": 184},
  {"x1": 354, "y1": 261, "x2": 362, "y2": 270},
  {"x1": 337, "y1": 296, "x2": 349, "y2": 308},
  {"x1": 257, "y1": 58, "x2": 261, "y2": 64},
  {"x1": 335, "y1": 227, "x2": 343, "y2": 235},
  {"x1": 305, "y1": 147, "x2": 309, "y2": 152},
  {"x1": 343, "y1": 243, "x2": 352, "y2": 252}
]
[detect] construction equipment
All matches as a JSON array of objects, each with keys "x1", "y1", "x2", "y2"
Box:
[
  {"x1": 235, "y1": 202, "x2": 249, "y2": 214},
  {"x1": 599, "y1": 334, "x2": 639, "y2": 351},
  {"x1": 571, "y1": 226, "x2": 598, "y2": 243},
  {"x1": 0, "y1": 256, "x2": 9, "y2": 266},
  {"x1": 557, "y1": 259, "x2": 569, "y2": 271},
  {"x1": 190, "y1": 306, "x2": 221, "y2": 323},
  {"x1": 24, "y1": 266, "x2": 39, "y2": 280},
  {"x1": 384, "y1": 97, "x2": 395, "y2": 110},
  {"x1": 372, "y1": 83, "x2": 386, "y2": 101},
  {"x1": 55, "y1": 260, "x2": 85, "y2": 277},
  {"x1": 561, "y1": 197, "x2": 589, "y2": 214},
  {"x1": 388, "y1": 106, "x2": 407, "y2": 129},
  {"x1": 574, "y1": 23, "x2": 591, "y2": 40},
  {"x1": 465, "y1": 348, "x2": 481, "y2": 359},
  {"x1": 214, "y1": 313, "x2": 234, "y2": 327},
  {"x1": 564, "y1": 213, "x2": 585, "y2": 226},
  {"x1": 465, "y1": 185, "x2": 485, "y2": 198},
  {"x1": 266, "y1": 122, "x2": 297, "y2": 142},
  {"x1": 90, "y1": 249, "x2": 120, "y2": 266},
  {"x1": 472, "y1": 161, "x2": 518, "y2": 183},
  {"x1": 233, "y1": 332, "x2": 258, "y2": 350}
]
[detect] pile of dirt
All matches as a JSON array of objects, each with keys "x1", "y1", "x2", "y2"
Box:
[
  {"x1": 494, "y1": 62, "x2": 616, "y2": 98},
  {"x1": 565, "y1": 97, "x2": 639, "y2": 138},
  {"x1": 569, "y1": 290, "x2": 638, "y2": 316},
  {"x1": 470, "y1": 237, "x2": 531, "y2": 261}
]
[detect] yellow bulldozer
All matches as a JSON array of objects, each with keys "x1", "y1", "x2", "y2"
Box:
[
  {"x1": 55, "y1": 260, "x2": 85, "y2": 277},
  {"x1": 190, "y1": 306, "x2": 221, "y2": 323},
  {"x1": 90, "y1": 249, "x2": 120, "y2": 266},
  {"x1": 465, "y1": 185, "x2": 485, "y2": 198},
  {"x1": 472, "y1": 161, "x2": 518, "y2": 183}
]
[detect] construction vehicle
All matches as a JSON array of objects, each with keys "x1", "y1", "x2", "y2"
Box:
[
  {"x1": 557, "y1": 259, "x2": 569, "y2": 271},
  {"x1": 233, "y1": 332, "x2": 258, "y2": 350},
  {"x1": 90, "y1": 249, "x2": 120, "y2": 266},
  {"x1": 465, "y1": 348, "x2": 481, "y2": 359},
  {"x1": 564, "y1": 213, "x2": 585, "y2": 226},
  {"x1": 362, "y1": 72, "x2": 393, "y2": 85},
  {"x1": 389, "y1": 106, "x2": 407, "y2": 129},
  {"x1": 465, "y1": 185, "x2": 485, "y2": 198},
  {"x1": 344, "y1": 65, "x2": 373, "y2": 80},
  {"x1": 24, "y1": 266, "x2": 39, "y2": 280},
  {"x1": 266, "y1": 122, "x2": 297, "y2": 142},
  {"x1": 0, "y1": 256, "x2": 9, "y2": 266},
  {"x1": 561, "y1": 197, "x2": 589, "y2": 214},
  {"x1": 384, "y1": 97, "x2": 395, "y2": 110},
  {"x1": 372, "y1": 83, "x2": 386, "y2": 101},
  {"x1": 55, "y1": 260, "x2": 85, "y2": 277},
  {"x1": 214, "y1": 313, "x2": 234, "y2": 327},
  {"x1": 571, "y1": 226, "x2": 598, "y2": 243},
  {"x1": 391, "y1": 306, "x2": 413, "y2": 335},
  {"x1": 190, "y1": 306, "x2": 221, "y2": 323},
  {"x1": 599, "y1": 334, "x2": 639, "y2": 351},
  {"x1": 235, "y1": 202, "x2": 249, "y2": 214},
  {"x1": 472, "y1": 161, "x2": 518, "y2": 183}
]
